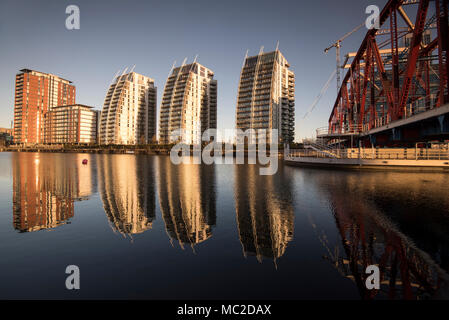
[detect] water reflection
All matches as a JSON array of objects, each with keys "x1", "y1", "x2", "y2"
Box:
[
  {"x1": 156, "y1": 156, "x2": 216, "y2": 250},
  {"x1": 98, "y1": 155, "x2": 156, "y2": 237},
  {"x1": 310, "y1": 171, "x2": 449, "y2": 299},
  {"x1": 234, "y1": 164, "x2": 294, "y2": 265},
  {"x1": 8, "y1": 152, "x2": 449, "y2": 299},
  {"x1": 12, "y1": 153, "x2": 96, "y2": 232}
]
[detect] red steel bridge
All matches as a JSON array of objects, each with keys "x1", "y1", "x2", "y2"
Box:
[{"x1": 322, "y1": 0, "x2": 449, "y2": 147}]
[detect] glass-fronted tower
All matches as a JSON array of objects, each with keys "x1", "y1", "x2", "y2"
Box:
[
  {"x1": 100, "y1": 72, "x2": 157, "y2": 145},
  {"x1": 236, "y1": 50, "x2": 295, "y2": 144},
  {"x1": 159, "y1": 62, "x2": 217, "y2": 144}
]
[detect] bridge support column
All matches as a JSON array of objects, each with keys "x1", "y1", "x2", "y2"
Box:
[
  {"x1": 369, "y1": 135, "x2": 376, "y2": 147},
  {"x1": 438, "y1": 115, "x2": 444, "y2": 132},
  {"x1": 392, "y1": 128, "x2": 402, "y2": 141}
]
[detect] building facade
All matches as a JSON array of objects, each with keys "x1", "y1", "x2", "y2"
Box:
[
  {"x1": 13, "y1": 69, "x2": 75, "y2": 145},
  {"x1": 0, "y1": 128, "x2": 13, "y2": 135},
  {"x1": 43, "y1": 104, "x2": 100, "y2": 144},
  {"x1": 100, "y1": 72, "x2": 157, "y2": 145},
  {"x1": 236, "y1": 50, "x2": 295, "y2": 144},
  {"x1": 0, "y1": 128, "x2": 13, "y2": 146},
  {"x1": 159, "y1": 62, "x2": 217, "y2": 144}
]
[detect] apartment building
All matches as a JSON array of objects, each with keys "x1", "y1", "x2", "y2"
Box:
[
  {"x1": 13, "y1": 69, "x2": 75, "y2": 144},
  {"x1": 100, "y1": 72, "x2": 157, "y2": 145},
  {"x1": 159, "y1": 62, "x2": 217, "y2": 144},
  {"x1": 43, "y1": 104, "x2": 100, "y2": 144},
  {"x1": 236, "y1": 50, "x2": 295, "y2": 144}
]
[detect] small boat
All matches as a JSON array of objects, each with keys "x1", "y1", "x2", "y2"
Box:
[{"x1": 82, "y1": 159, "x2": 88, "y2": 165}]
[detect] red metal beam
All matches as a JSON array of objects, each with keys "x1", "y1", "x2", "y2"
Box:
[
  {"x1": 398, "y1": 0, "x2": 430, "y2": 118},
  {"x1": 436, "y1": 0, "x2": 449, "y2": 105},
  {"x1": 329, "y1": 0, "x2": 404, "y2": 124},
  {"x1": 327, "y1": 0, "x2": 448, "y2": 135},
  {"x1": 371, "y1": 36, "x2": 395, "y2": 112},
  {"x1": 390, "y1": 7, "x2": 401, "y2": 120}
]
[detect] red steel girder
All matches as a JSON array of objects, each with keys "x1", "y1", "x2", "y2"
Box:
[
  {"x1": 436, "y1": 0, "x2": 449, "y2": 105},
  {"x1": 329, "y1": 0, "x2": 404, "y2": 128},
  {"x1": 370, "y1": 36, "x2": 395, "y2": 113},
  {"x1": 328, "y1": 0, "x2": 449, "y2": 135},
  {"x1": 390, "y1": 7, "x2": 401, "y2": 120},
  {"x1": 359, "y1": 46, "x2": 372, "y2": 126},
  {"x1": 398, "y1": 0, "x2": 431, "y2": 119}
]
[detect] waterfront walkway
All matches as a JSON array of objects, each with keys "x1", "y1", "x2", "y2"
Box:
[
  {"x1": 285, "y1": 147, "x2": 449, "y2": 171},
  {"x1": 0, "y1": 145, "x2": 172, "y2": 155}
]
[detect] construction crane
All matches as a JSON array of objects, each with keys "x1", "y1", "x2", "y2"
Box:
[
  {"x1": 302, "y1": 23, "x2": 365, "y2": 121},
  {"x1": 302, "y1": 69, "x2": 336, "y2": 120},
  {"x1": 324, "y1": 22, "x2": 365, "y2": 93}
]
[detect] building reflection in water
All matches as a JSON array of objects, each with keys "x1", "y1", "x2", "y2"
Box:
[
  {"x1": 157, "y1": 156, "x2": 216, "y2": 250},
  {"x1": 234, "y1": 164, "x2": 294, "y2": 266},
  {"x1": 310, "y1": 171, "x2": 449, "y2": 300},
  {"x1": 97, "y1": 155, "x2": 156, "y2": 238},
  {"x1": 12, "y1": 152, "x2": 96, "y2": 232}
]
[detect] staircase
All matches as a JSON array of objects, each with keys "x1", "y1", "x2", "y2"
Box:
[{"x1": 303, "y1": 140, "x2": 340, "y2": 158}]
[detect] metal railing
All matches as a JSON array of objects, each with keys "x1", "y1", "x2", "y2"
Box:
[
  {"x1": 303, "y1": 139, "x2": 341, "y2": 158},
  {"x1": 288, "y1": 147, "x2": 449, "y2": 161},
  {"x1": 324, "y1": 95, "x2": 440, "y2": 136},
  {"x1": 317, "y1": 124, "x2": 363, "y2": 136}
]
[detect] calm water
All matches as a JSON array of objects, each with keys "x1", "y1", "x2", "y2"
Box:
[{"x1": 1, "y1": 152, "x2": 449, "y2": 300}]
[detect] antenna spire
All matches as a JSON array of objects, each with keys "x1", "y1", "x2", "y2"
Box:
[{"x1": 241, "y1": 49, "x2": 249, "y2": 68}]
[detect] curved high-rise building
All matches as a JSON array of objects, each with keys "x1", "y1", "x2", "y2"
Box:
[
  {"x1": 159, "y1": 62, "x2": 217, "y2": 144},
  {"x1": 100, "y1": 72, "x2": 157, "y2": 145},
  {"x1": 236, "y1": 50, "x2": 295, "y2": 143}
]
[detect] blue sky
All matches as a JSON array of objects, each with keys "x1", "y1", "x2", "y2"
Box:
[{"x1": 0, "y1": 0, "x2": 387, "y2": 141}]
